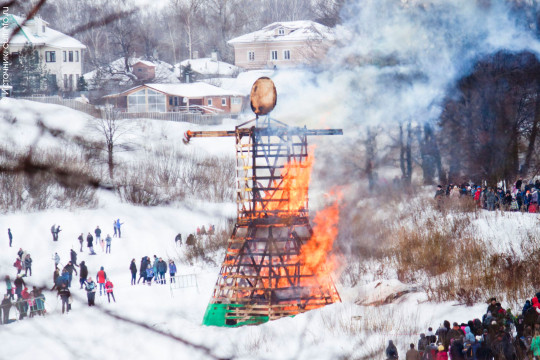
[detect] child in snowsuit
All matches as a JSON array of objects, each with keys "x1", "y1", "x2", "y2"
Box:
[{"x1": 105, "y1": 279, "x2": 116, "y2": 303}]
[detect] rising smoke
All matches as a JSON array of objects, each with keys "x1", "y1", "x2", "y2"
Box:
[{"x1": 267, "y1": 0, "x2": 540, "y2": 255}]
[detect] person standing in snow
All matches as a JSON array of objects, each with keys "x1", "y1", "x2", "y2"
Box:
[
  {"x1": 116, "y1": 219, "x2": 124, "y2": 238},
  {"x1": 24, "y1": 254, "x2": 32, "y2": 277},
  {"x1": 105, "y1": 234, "x2": 112, "y2": 253},
  {"x1": 113, "y1": 220, "x2": 118, "y2": 237},
  {"x1": 138, "y1": 256, "x2": 148, "y2": 284},
  {"x1": 78, "y1": 233, "x2": 84, "y2": 252},
  {"x1": 51, "y1": 267, "x2": 60, "y2": 291},
  {"x1": 130, "y1": 259, "x2": 137, "y2": 285},
  {"x1": 17, "y1": 248, "x2": 23, "y2": 260},
  {"x1": 1, "y1": 294, "x2": 11, "y2": 324},
  {"x1": 105, "y1": 279, "x2": 116, "y2": 303},
  {"x1": 94, "y1": 226, "x2": 102, "y2": 252},
  {"x1": 63, "y1": 261, "x2": 78, "y2": 287},
  {"x1": 53, "y1": 252, "x2": 60, "y2": 268},
  {"x1": 157, "y1": 257, "x2": 167, "y2": 284},
  {"x1": 175, "y1": 233, "x2": 182, "y2": 246},
  {"x1": 85, "y1": 277, "x2": 96, "y2": 306},
  {"x1": 386, "y1": 340, "x2": 398, "y2": 359},
  {"x1": 7, "y1": 228, "x2": 12, "y2": 247},
  {"x1": 70, "y1": 249, "x2": 78, "y2": 267},
  {"x1": 79, "y1": 261, "x2": 88, "y2": 289},
  {"x1": 169, "y1": 260, "x2": 177, "y2": 284},
  {"x1": 87, "y1": 232, "x2": 95, "y2": 255},
  {"x1": 4, "y1": 275, "x2": 13, "y2": 301},
  {"x1": 57, "y1": 284, "x2": 70, "y2": 314},
  {"x1": 145, "y1": 264, "x2": 154, "y2": 286},
  {"x1": 13, "y1": 257, "x2": 22, "y2": 275},
  {"x1": 405, "y1": 343, "x2": 420, "y2": 360},
  {"x1": 96, "y1": 266, "x2": 107, "y2": 295},
  {"x1": 14, "y1": 275, "x2": 25, "y2": 300},
  {"x1": 51, "y1": 224, "x2": 56, "y2": 241}
]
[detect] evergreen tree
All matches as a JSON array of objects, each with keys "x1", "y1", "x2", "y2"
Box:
[
  {"x1": 77, "y1": 76, "x2": 89, "y2": 91},
  {"x1": 10, "y1": 44, "x2": 50, "y2": 96}
]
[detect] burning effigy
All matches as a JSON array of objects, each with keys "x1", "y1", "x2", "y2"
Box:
[{"x1": 184, "y1": 77, "x2": 342, "y2": 327}]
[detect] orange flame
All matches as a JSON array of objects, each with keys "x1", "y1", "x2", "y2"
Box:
[{"x1": 299, "y1": 193, "x2": 341, "y2": 278}]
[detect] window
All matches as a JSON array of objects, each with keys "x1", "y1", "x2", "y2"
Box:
[
  {"x1": 68, "y1": 51, "x2": 73, "y2": 62},
  {"x1": 45, "y1": 51, "x2": 56, "y2": 62},
  {"x1": 221, "y1": 98, "x2": 226, "y2": 106},
  {"x1": 63, "y1": 74, "x2": 67, "y2": 89},
  {"x1": 174, "y1": 97, "x2": 179, "y2": 106},
  {"x1": 63, "y1": 51, "x2": 66, "y2": 62},
  {"x1": 271, "y1": 50, "x2": 278, "y2": 60},
  {"x1": 138, "y1": 68, "x2": 142, "y2": 72},
  {"x1": 208, "y1": 98, "x2": 213, "y2": 106},
  {"x1": 75, "y1": 51, "x2": 79, "y2": 62},
  {"x1": 248, "y1": 51, "x2": 255, "y2": 61},
  {"x1": 147, "y1": 89, "x2": 165, "y2": 112},
  {"x1": 128, "y1": 89, "x2": 147, "y2": 113},
  {"x1": 278, "y1": 28, "x2": 285, "y2": 35},
  {"x1": 169, "y1": 97, "x2": 173, "y2": 105},
  {"x1": 283, "y1": 50, "x2": 291, "y2": 60},
  {"x1": 68, "y1": 74, "x2": 73, "y2": 90}
]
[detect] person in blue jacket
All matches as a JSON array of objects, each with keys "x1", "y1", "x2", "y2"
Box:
[{"x1": 169, "y1": 260, "x2": 177, "y2": 284}]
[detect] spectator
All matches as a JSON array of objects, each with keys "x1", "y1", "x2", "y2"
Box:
[
  {"x1": 85, "y1": 277, "x2": 96, "y2": 306},
  {"x1": 96, "y1": 266, "x2": 107, "y2": 295},
  {"x1": 169, "y1": 260, "x2": 177, "y2": 284},
  {"x1": 406, "y1": 343, "x2": 420, "y2": 360},
  {"x1": 105, "y1": 279, "x2": 116, "y2": 303},
  {"x1": 386, "y1": 340, "x2": 398, "y2": 359},
  {"x1": 7, "y1": 228, "x2": 12, "y2": 247},
  {"x1": 105, "y1": 234, "x2": 112, "y2": 253},
  {"x1": 57, "y1": 284, "x2": 70, "y2": 314},
  {"x1": 129, "y1": 259, "x2": 137, "y2": 285},
  {"x1": 79, "y1": 261, "x2": 88, "y2": 289},
  {"x1": 23, "y1": 254, "x2": 32, "y2": 276},
  {"x1": 78, "y1": 233, "x2": 84, "y2": 252}
]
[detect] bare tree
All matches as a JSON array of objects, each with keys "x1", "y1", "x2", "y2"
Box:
[{"x1": 94, "y1": 107, "x2": 135, "y2": 180}]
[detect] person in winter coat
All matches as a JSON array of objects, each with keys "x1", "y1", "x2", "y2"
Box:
[
  {"x1": 156, "y1": 258, "x2": 167, "y2": 284},
  {"x1": 1, "y1": 294, "x2": 11, "y2": 324},
  {"x1": 57, "y1": 284, "x2": 70, "y2": 314},
  {"x1": 85, "y1": 277, "x2": 96, "y2": 306},
  {"x1": 8, "y1": 228, "x2": 12, "y2": 247},
  {"x1": 152, "y1": 256, "x2": 158, "y2": 282},
  {"x1": 418, "y1": 333, "x2": 429, "y2": 355},
  {"x1": 105, "y1": 234, "x2": 112, "y2": 253},
  {"x1": 63, "y1": 261, "x2": 78, "y2": 287},
  {"x1": 78, "y1": 233, "x2": 84, "y2": 252},
  {"x1": 463, "y1": 326, "x2": 475, "y2": 344},
  {"x1": 51, "y1": 267, "x2": 60, "y2": 291},
  {"x1": 13, "y1": 258, "x2": 22, "y2": 275},
  {"x1": 96, "y1": 266, "x2": 107, "y2": 295},
  {"x1": 53, "y1": 252, "x2": 60, "y2": 268},
  {"x1": 169, "y1": 260, "x2": 177, "y2": 284},
  {"x1": 105, "y1": 279, "x2": 115, "y2": 303},
  {"x1": 436, "y1": 345, "x2": 448, "y2": 360},
  {"x1": 530, "y1": 330, "x2": 540, "y2": 358},
  {"x1": 13, "y1": 274, "x2": 25, "y2": 300},
  {"x1": 138, "y1": 257, "x2": 148, "y2": 284},
  {"x1": 70, "y1": 249, "x2": 78, "y2": 267},
  {"x1": 145, "y1": 264, "x2": 154, "y2": 286},
  {"x1": 406, "y1": 343, "x2": 421, "y2": 360},
  {"x1": 23, "y1": 254, "x2": 32, "y2": 276},
  {"x1": 175, "y1": 233, "x2": 182, "y2": 245},
  {"x1": 116, "y1": 219, "x2": 123, "y2": 238},
  {"x1": 523, "y1": 300, "x2": 532, "y2": 316},
  {"x1": 4, "y1": 275, "x2": 13, "y2": 300},
  {"x1": 94, "y1": 226, "x2": 102, "y2": 251},
  {"x1": 130, "y1": 259, "x2": 137, "y2": 285},
  {"x1": 87, "y1": 232, "x2": 95, "y2": 255},
  {"x1": 79, "y1": 261, "x2": 88, "y2": 289},
  {"x1": 385, "y1": 340, "x2": 398, "y2": 360}
]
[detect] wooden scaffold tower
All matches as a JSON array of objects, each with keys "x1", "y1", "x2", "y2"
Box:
[{"x1": 184, "y1": 78, "x2": 343, "y2": 327}]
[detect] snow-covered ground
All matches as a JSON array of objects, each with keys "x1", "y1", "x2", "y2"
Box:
[{"x1": 0, "y1": 99, "x2": 534, "y2": 359}]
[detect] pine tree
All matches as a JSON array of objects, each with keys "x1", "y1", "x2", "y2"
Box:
[{"x1": 77, "y1": 76, "x2": 88, "y2": 92}]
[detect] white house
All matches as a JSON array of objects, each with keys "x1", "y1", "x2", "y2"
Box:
[
  {"x1": 2, "y1": 14, "x2": 86, "y2": 91},
  {"x1": 227, "y1": 21, "x2": 335, "y2": 70},
  {"x1": 175, "y1": 55, "x2": 242, "y2": 81}
]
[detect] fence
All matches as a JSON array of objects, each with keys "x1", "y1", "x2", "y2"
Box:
[
  {"x1": 16, "y1": 95, "x2": 103, "y2": 118},
  {"x1": 169, "y1": 274, "x2": 199, "y2": 297},
  {"x1": 15, "y1": 96, "x2": 229, "y2": 126}
]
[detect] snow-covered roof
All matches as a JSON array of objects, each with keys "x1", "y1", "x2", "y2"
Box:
[
  {"x1": 176, "y1": 58, "x2": 241, "y2": 77},
  {"x1": 228, "y1": 20, "x2": 334, "y2": 45},
  {"x1": 143, "y1": 83, "x2": 243, "y2": 98},
  {"x1": 203, "y1": 70, "x2": 274, "y2": 96},
  {"x1": 2, "y1": 14, "x2": 86, "y2": 49},
  {"x1": 83, "y1": 57, "x2": 179, "y2": 89},
  {"x1": 134, "y1": 60, "x2": 156, "y2": 67}
]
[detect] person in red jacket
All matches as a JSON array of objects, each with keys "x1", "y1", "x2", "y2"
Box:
[
  {"x1": 105, "y1": 279, "x2": 116, "y2": 303},
  {"x1": 96, "y1": 266, "x2": 107, "y2": 296},
  {"x1": 13, "y1": 258, "x2": 22, "y2": 274}
]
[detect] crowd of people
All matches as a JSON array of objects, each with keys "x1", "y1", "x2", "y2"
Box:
[
  {"x1": 434, "y1": 178, "x2": 540, "y2": 213},
  {"x1": 135, "y1": 255, "x2": 177, "y2": 286},
  {"x1": 386, "y1": 296, "x2": 540, "y2": 359}
]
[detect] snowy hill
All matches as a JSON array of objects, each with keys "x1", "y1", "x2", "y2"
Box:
[{"x1": 1, "y1": 98, "x2": 538, "y2": 359}]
